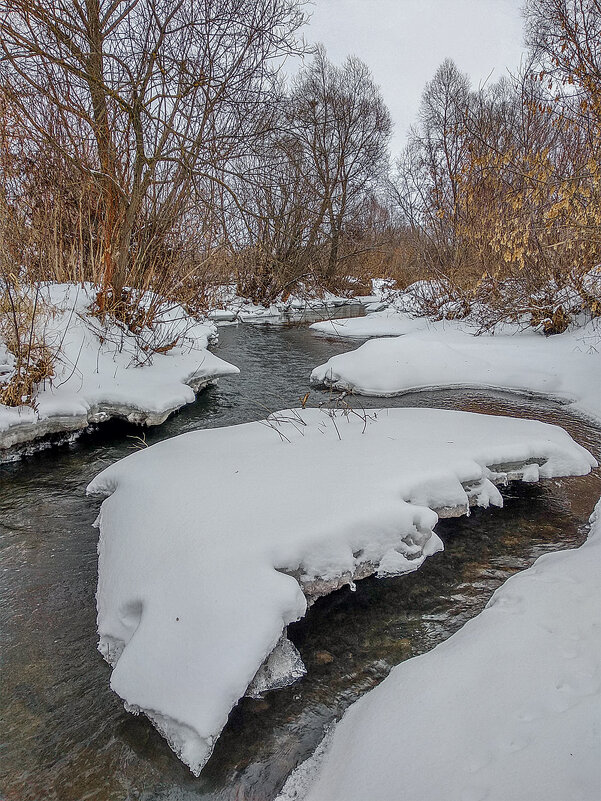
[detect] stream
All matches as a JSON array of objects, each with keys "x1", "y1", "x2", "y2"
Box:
[{"x1": 1, "y1": 318, "x2": 600, "y2": 801}]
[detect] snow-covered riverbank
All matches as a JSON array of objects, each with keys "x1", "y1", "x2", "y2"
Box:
[
  {"x1": 0, "y1": 284, "x2": 238, "y2": 458},
  {"x1": 274, "y1": 293, "x2": 601, "y2": 801},
  {"x1": 0, "y1": 281, "x2": 377, "y2": 458},
  {"x1": 311, "y1": 318, "x2": 601, "y2": 423},
  {"x1": 278, "y1": 497, "x2": 601, "y2": 801},
  {"x1": 87, "y1": 407, "x2": 595, "y2": 775},
  {"x1": 207, "y1": 283, "x2": 367, "y2": 325}
]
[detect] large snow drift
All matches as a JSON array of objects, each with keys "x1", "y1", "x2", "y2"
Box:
[
  {"x1": 311, "y1": 321, "x2": 601, "y2": 422},
  {"x1": 87, "y1": 407, "x2": 595, "y2": 775},
  {"x1": 0, "y1": 284, "x2": 238, "y2": 454},
  {"x1": 278, "y1": 497, "x2": 601, "y2": 801}
]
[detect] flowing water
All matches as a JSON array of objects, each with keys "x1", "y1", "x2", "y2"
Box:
[{"x1": 1, "y1": 319, "x2": 599, "y2": 801}]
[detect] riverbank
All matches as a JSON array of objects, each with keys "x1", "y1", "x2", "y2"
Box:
[
  {"x1": 278, "y1": 497, "x2": 601, "y2": 801},
  {"x1": 207, "y1": 283, "x2": 370, "y2": 325},
  {"x1": 1, "y1": 321, "x2": 600, "y2": 801},
  {"x1": 0, "y1": 283, "x2": 238, "y2": 459},
  {"x1": 0, "y1": 281, "x2": 382, "y2": 460},
  {"x1": 311, "y1": 314, "x2": 601, "y2": 423}
]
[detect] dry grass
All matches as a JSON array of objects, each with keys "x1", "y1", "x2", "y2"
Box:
[{"x1": 0, "y1": 281, "x2": 55, "y2": 407}]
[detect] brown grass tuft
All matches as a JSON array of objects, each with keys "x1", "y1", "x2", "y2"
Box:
[{"x1": 0, "y1": 282, "x2": 55, "y2": 407}]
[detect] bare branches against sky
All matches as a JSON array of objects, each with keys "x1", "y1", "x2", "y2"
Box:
[{"x1": 304, "y1": 0, "x2": 526, "y2": 149}]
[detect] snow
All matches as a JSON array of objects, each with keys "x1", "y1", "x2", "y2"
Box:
[
  {"x1": 309, "y1": 279, "x2": 470, "y2": 338},
  {"x1": 0, "y1": 283, "x2": 238, "y2": 454},
  {"x1": 208, "y1": 283, "x2": 363, "y2": 325},
  {"x1": 311, "y1": 319, "x2": 601, "y2": 422},
  {"x1": 311, "y1": 271, "x2": 601, "y2": 339},
  {"x1": 278, "y1": 497, "x2": 601, "y2": 801},
  {"x1": 86, "y1": 407, "x2": 595, "y2": 775},
  {"x1": 310, "y1": 308, "x2": 431, "y2": 338}
]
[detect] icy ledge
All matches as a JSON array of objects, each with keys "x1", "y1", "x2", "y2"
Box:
[
  {"x1": 278, "y1": 496, "x2": 601, "y2": 801},
  {"x1": 310, "y1": 320, "x2": 601, "y2": 423},
  {"x1": 0, "y1": 283, "x2": 239, "y2": 458},
  {"x1": 86, "y1": 407, "x2": 596, "y2": 775},
  {"x1": 0, "y1": 368, "x2": 238, "y2": 458}
]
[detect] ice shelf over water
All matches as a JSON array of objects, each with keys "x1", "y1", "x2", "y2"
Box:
[
  {"x1": 0, "y1": 283, "x2": 238, "y2": 456},
  {"x1": 87, "y1": 407, "x2": 595, "y2": 775},
  {"x1": 278, "y1": 497, "x2": 601, "y2": 801}
]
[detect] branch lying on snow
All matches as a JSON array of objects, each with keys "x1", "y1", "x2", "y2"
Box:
[{"x1": 258, "y1": 391, "x2": 377, "y2": 443}]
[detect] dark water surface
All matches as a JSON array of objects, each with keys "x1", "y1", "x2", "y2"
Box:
[{"x1": 1, "y1": 320, "x2": 600, "y2": 801}]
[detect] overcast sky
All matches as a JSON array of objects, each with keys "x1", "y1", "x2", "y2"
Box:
[{"x1": 300, "y1": 0, "x2": 527, "y2": 154}]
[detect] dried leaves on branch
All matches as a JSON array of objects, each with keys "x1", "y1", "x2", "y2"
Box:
[
  {"x1": 390, "y1": 1, "x2": 601, "y2": 330},
  {"x1": 1, "y1": 0, "x2": 600, "y2": 419}
]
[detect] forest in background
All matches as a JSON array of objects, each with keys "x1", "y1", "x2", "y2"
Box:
[{"x1": 0, "y1": 0, "x2": 599, "y2": 404}]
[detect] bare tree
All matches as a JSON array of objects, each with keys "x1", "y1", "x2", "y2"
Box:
[
  {"x1": 525, "y1": 0, "x2": 601, "y2": 110},
  {"x1": 389, "y1": 59, "x2": 474, "y2": 289},
  {"x1": 288, "y1": 47, "x2": 391, "y2": 280},
  {"x1": 0, "y1": 0, "x2": 307, "y2": 305},
  {"x1": 231, "y1": 122, "x2": 322, "y2": 303}
]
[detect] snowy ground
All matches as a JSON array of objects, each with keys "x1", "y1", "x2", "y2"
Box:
[
  {"x1": 278, "y1": 497, "x2": 601, "y2": 801},
  {"x1": 207, "y1": 283, "x2": 367, "y2": 325},
  {"x1": 311, "y1": 319, "x2": 601, "y2": 423},
  {"x1": 86, "y1": 407, "x2": 594, "y2": 775},
  {"x1": 0, "y1": 283, "x2": 238, "y2": 456}
]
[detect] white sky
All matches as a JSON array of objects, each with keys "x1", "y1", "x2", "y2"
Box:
[{"x1": 301, "y1": 0, "x2": 527, "y2": 154}]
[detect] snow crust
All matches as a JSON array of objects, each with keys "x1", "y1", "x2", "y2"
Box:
[
  {"x1": 86, "y1": 407, "x2": 595, "y2": 775},
  {"x1": 311, "y1": 319, "x2": 601, "y2": 422},
  {"x1": 278, "y1": 498, "x2": 601, "y2": 801},
  {"x1": 0, "y1": 284, "x2": 238, "y2": 454}
]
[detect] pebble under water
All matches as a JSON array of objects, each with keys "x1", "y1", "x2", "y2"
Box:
[{"x1": 1, "y1": 318, "x2": 599, "y2": 801}]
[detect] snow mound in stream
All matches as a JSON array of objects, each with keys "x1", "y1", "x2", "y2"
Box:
[
  {"x1": 87, "y1": 407, "x2": 596, "y2": 775},
  {"x1": 278, "y1": 498, "x2": 601, "y2": 801}
]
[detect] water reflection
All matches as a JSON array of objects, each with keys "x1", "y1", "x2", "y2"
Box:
[{"x1": 0, "y1": 321, "x2": 599, "y2": 801}]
